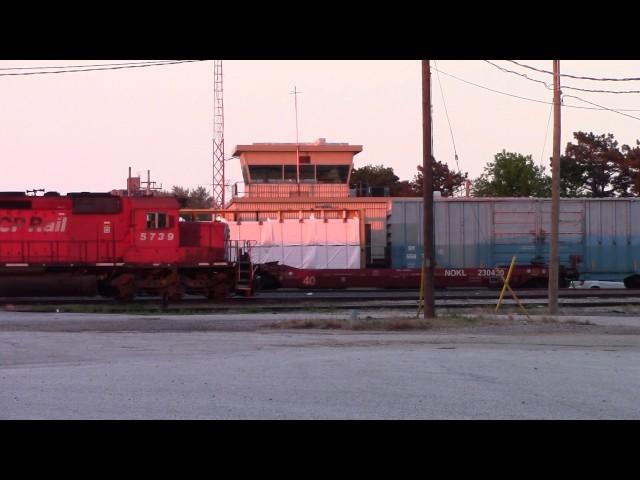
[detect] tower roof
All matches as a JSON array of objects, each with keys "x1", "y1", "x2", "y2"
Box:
[{"x1": 233, "y1": 138, "x2": 362, "y2": 156}]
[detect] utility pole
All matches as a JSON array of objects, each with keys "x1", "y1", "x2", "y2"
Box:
[
  {"x1": 422, "y1": 60, "x2": 435, "y2": 319},
  {"x1": 549, "y1": 60, "x2": 561, "y2": 314}
]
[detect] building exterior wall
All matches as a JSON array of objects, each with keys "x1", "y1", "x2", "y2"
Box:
[
  {"x1": 240, "y1": 150, "x2": 356, "y2": 166},
  {"x1": 227, "y1": 198, "x2": 391, "y2": 265},
  {"x1": 219, "y1": 209, "x2": 360, "y2": 222},
  {"x1": 244, "y1": 183, "x2": 349, "y2": 199},
  {"x1": 226, "y1": 217, "x2": 361, "y2": 269}
]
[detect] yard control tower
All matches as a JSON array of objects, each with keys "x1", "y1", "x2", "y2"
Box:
[{"x1": 227, "y1": 138, "x2": 392, "y2": 267}]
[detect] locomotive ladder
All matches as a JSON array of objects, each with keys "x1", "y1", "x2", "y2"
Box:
[{"x1": 235, "y1": 243, "x2": 254, "y2": 296}]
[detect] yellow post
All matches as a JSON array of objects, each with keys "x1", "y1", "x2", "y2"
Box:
[{"x1": 496, "y1": 255, "x2": 517, "y2": 312}]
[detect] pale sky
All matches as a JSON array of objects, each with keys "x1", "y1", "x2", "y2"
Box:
[{"x1": 2, "y1": 60, "x2": 640, "y2": 198}]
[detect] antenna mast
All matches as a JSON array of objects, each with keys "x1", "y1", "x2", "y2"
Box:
[
  {"x1": 292, "y1": 86, "x2": 301, "y2": 184},
  {"x1": 213, "y1": 60, "x2": 225, "y2": 208},
  {"x1": 290, "y1": 86, "x2": 302, "y2": 196}
]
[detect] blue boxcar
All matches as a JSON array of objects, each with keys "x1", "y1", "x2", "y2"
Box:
[{"x1": 390, "y1": 197, "x2": 640, "y2": 284}]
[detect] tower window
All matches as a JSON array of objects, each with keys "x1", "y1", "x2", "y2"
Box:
[{"x1": 316, "y1": 165, "x2": 349, "y2": 183}]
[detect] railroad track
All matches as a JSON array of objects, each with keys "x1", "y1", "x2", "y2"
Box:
[{"x1": 2, "y1": 288, "x2": 640, "y2": 312}]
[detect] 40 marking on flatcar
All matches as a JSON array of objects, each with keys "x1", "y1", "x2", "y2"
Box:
[{"x1": 302, "y1": 275, "x2": 317, "y2": 286}]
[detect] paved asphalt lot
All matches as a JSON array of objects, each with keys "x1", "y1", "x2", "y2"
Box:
[{"x1": 1, "y1": 311, "x2": 639, "y2": 419}]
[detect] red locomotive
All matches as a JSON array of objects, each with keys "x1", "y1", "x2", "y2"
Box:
[{"x1": 0, "y1": 192, "x2": 251, "y2": 300}]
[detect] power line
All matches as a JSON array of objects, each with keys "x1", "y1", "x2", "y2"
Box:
[
  {"x1": 540, "y1": 103, "x2": 553, "y2": 167},
  {"x1": 433, "y1": 61, "x2": 460, "y2": 172},
  {"x1": 434, "y1": 66, "x2": 556, "y2": 105},
  {"x1": 480, "y1": 61, "x2": 640, "y2": 118},
  {"x1": 557, "y1": 84, "x2": 640, "y2": 95},
  {"x1": 507, "y1": 60, "x2": 640, "y2": 82},
  {"x1": 562, "y1": 94, "x2": 640, "y2": 122},
  {"x1": 484, "y1": 60, "x2": 554, "y2": 89},
  {"x1": 0, "y1": 60, "x2": 180, "y2": 71},
  {"x1": 432, "y1": 66, "x2": 640, "y2": 111},
  {"x1": 487, "y1": 60, "x2": 640, "y2": 94},
  {"x1": 0, "y1": 60, "x2": 204, "y2": 77}
]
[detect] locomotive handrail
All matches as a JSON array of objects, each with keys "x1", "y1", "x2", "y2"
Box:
[{"x1": 224, "y1": 239, "x2": 257, "y2": 263}]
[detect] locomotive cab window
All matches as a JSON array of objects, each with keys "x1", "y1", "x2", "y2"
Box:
[{"x1": 146, "y1": 212, "x2": 169, "y2": 229}]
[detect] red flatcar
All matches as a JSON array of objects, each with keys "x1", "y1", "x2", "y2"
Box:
[
  {"x1": 0, "y1": 192, "x2": 250, "y2": 300},
  {"x1": 256, "y1": 263, "x2": 554, "y2": 290}
]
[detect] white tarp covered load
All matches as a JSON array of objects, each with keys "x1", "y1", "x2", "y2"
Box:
[{"x1": 227, "y1": 217, "x2": 361, "y2": 269}]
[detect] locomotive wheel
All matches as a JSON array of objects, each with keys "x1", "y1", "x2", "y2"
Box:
[
  {"x1": 167, "y1": 285, "x2": 184, "y2": 302},
  {"x1": 111, "y1": 275, "x2": 137, "y2": 303},
  {"x1": 97, "y1": 281, "x2": 116, "y2": 298},
  {"x1": 207, "y1": 283, "x2": 230, "y2": 301},
  {"x1": 115, "y1": 291, "x2": 136, "y2": 303},
  {"x1": 161, "y1": 291, "x2": 170, "y2": 309}
]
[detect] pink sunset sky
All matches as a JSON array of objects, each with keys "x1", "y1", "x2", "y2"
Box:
[{"x1": 1, "y1": 60, "x2": 639, "y2": 198}]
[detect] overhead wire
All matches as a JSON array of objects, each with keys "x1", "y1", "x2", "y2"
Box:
[
  {"x1": 433, "y1": 66, "x2": 557, "y2": 105},
  {"x1": 539, "y1": 103, "x2": 553, "y2": 167},
  {"x1": 484, "y1": 60, "x2": 554, "y2": 89},
  {"x1": 484, "y1": 60, "x2": 640, "y2": 121},
  {"x1": 432, "y1": 65, "x2": 640, "y2": 111},
  {"x1": 433, "y1": 60, "x2": 461, "y2": 172},
  {"x1": 557, "y1": 85, "x2": 640, "y2": 95},
  {"x1": 560, "y1": 84, "x2": 640, "y2": 95},
  {"x1": 0, "y1": 60, "x2": 204, "y2": 76},
  {"x1": 0, "y1": 60, "x2": 181, "y2": 71},
  {"x1": 435, "y1": 62, "x2": 640, "y2": 175},
  {"x1": 562, "y1": 94, "x2": 640, "y2": 122},
  {"x1": 507, "y1": 60, "x2": 640, "y2": 82},
  {"x1": 486, "y1": 60, "x2": 640, "y2": 94}
]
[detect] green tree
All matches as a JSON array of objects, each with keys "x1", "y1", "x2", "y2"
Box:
[
  {"x1": 411, "y1": 159, "x2": 468, "y2": 197},
  {"x1": 350, "y1": 164, "x2": 398, "y2": 193},
  {"x1": 186, "y1": 186, "x2": 213, "y2": 209},
  {"x1": 392, "y1": 180, "x2": 416, "y2": 197},
  {"x1": 170, "y1": 186, "x2": 190, "y2": 201},
  {"x1": 350, "y1": 162, "x2": 466, "y2": 197},
  {"x1": 169, "y1": 185, "x2": 212, "y2": 209},
  {"x1": 559, "y1": 154, "x2": 585, "y2": 197},
  {"x1": 350, "y1": 164, "x2": 414, "y2": 196},
  {"x1": 157, "y1": 186, "x2": 213, "y2": 220},
  {"x1": 472, "y1": 150, "x2": 550, "y2": 197},
  {"x1": 562, "y1": 132, "x2": 629, "y2": 197},
  {"x1": 622, "y1": 140, "x2": 640, "y2": 196}
]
